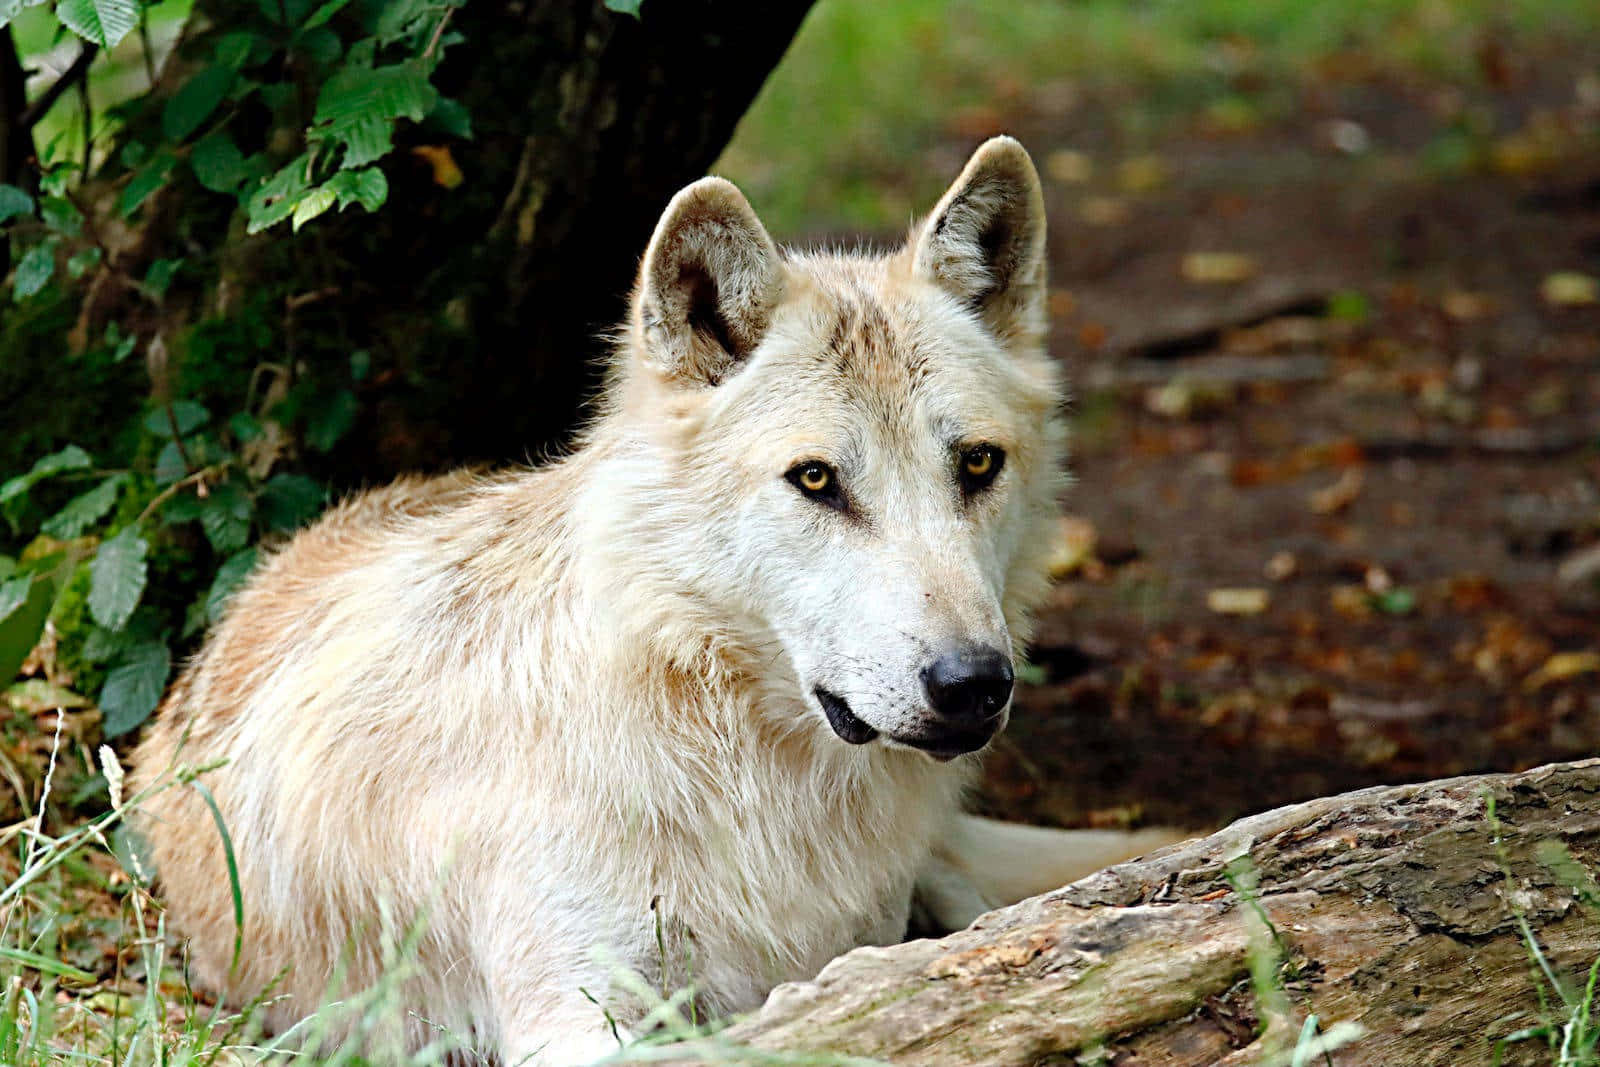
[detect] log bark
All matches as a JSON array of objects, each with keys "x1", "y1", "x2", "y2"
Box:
[{"x1": 694, "y1": 759, "x2": 1600, "y2": 1066}]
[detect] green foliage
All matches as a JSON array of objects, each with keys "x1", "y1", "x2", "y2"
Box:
[{"x1": 0, "y1": 0, "x2": 472, "y2": 739}]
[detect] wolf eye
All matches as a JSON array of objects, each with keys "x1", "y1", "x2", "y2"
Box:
[
  {"x1": 786, "y1": 461, "x2": 846, "y2": 509},
  {"x1": 959, "y1": 445, "x2": 1005, "y2": 495}
]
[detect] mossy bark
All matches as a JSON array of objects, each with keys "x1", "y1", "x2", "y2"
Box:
[{"x1": 689, "y1": 760, "x2": 1600, "y2": 1066}]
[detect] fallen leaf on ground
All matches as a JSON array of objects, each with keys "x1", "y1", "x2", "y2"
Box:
[
  {"x1": 1541, "y1": 272, "x2": 1599, "y2": 307},
  {"x1": 1207, "y1": 588, "x2": 1269, "y2": 615},
  {"x1": 1046, "y1": 149, "x2": 1093, "y2": 184},
  {"x1": 1330, "y1": 585, "x2": 1373, "y2": 619},
  {"x1": 1310, "y1": 468, "x2": 1364, "y2": 515},
  {"x1": 1182, "y1": 252, "x2": 1259, "y2": 285},
  {"x1": 1080, "y1": 197, "x2": 1129, "y2": 226},
  {"x1": 1116, "y1": 155, "x2": 1168, "y2": 193},
  {"x1": 1524, "y1": 651, "x2": 1600, "y2": 691},
  {"x1": 1048, "y1": 516, "x2": 1098, "y2": 579},
  {"x1": 1264, "y1": 551, "x2": 1297, "y2": 581}
]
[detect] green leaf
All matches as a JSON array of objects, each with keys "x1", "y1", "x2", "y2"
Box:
[
  {"x1": 142, "y1": 257, "x2": 182, "y2": 300},
  {"x1": 191, "y1": 130, "x2": 249, "y2": 194},
  {"x1": 66, "y1": 245, "x2": 102, "y2": 278},
  {"x1": 1373, "y1": 588, "x2": 1417, "y2": 616},
  {"x1": 314, "y1": 62, "x2": 436, "y2": 125},
  {"x1": 118, "y1": 151, "x2": 176, "y2": 218},
  {"x1": 99, "y1": 641, "x2": 170, "y2": 736},
  {"x1": 163, "y1": 66, "x2": 236, "y2": 143},
  {"x1": 291, "y1": 186, "x2": 336, "y2": 231},
  {"x1": 198, "y1": 481, "x2": 252, "y2": 554},
  {"x1": 143, "y1": 400, "x2": 210, "y2": 438},
  {"x1": 300, "y1": 0, "x2": 353, "y2": 30},
  {"x1": 0, "y1": 184, "x2": 34, "y2": 224},
  {"x1": 260, "y1": 473, "x2": 324, "y2": 531},
  {"x1": 0, "y1": 445, "x2": 92, "y2": 503},
  {"x1": 228, "y1": 412, "x2": 263, "y2": 442},
  {"x1": 329, "y1": 114, "x2": 390, "y2": 168},
  {"x1": 325, "y1": 167, "x2": 387, "y2": 212},
  {"x1": 41, "y1": 475, "x2": 126, "y2": 539},
  {"x1": 427, "y1": 96, "x2": 472, "y2": 140},
  {"x1": 12, "y1": 239, "x2": 57, "y2": 300},
  {"x1": 603, "y1": 0, "x2": 642, "y2": 16},
  {"x1": 0, "y1": 575, "x2": 54, "y2": 683},
  {"x1": 56, "y1": 0, "x2": 139, "y2": 47},
  {"x1": 245, "y1": 153, "x2": 312, "y2": 233},
  {"x1": 88, "y1": 526, "x2": 148, "y2": 630},
  {"x1": 213, "y1": 31, "x2": 258, "y2": 70},
  {"x1": 38, "y1": 195, "x2": 81, "y2": 235},
  {"x1": 304, "y1": 388, "x2": 357, "y2": 452},
  {"x1": 0, "y1": 947, "x2": 96, "y2": 984},
  {"x1": 104, "y1": 321, "x2": 137, "y2": 362},
  {"x1": 154, "y1": 440, "x2": 188, "y2": 485},
  {"x1": 206, "y1": 548, "x2": 258, "y2": 623}
]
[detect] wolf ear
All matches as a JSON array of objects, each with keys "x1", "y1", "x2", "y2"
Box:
[
  {"x1": 634, "y1": 177, "x2": 784, "y2": 386},
  {"x1": 912, "y1": 136, "x2": 1047, "y2": 346}
]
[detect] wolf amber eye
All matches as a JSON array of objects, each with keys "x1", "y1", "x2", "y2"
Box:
[
  {"x1": 799, "y1": 465, "x2": 831, "y2": 492},
  {"x1": 959, "y1": 446, "x2": 1004, "y2": 494},
  {"x1": 786, "y1": 461, "x2": 844, "y2": 508}
]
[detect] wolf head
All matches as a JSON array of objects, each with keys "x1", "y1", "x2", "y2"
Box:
[{"x1": 601, "y1": 137, "x2": 1064, "y2": 761}]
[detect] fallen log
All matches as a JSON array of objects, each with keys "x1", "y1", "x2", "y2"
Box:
[{"x1": 690, "y1": 759, "x2": 1600, "y2": 1066}]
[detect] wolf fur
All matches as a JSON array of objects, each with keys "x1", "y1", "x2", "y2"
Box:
[{"x1": 131, "y1": 137, "x2": 1178, "y2": 1064}]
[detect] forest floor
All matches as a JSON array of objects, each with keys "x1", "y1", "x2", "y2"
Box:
[{"x1": 918, "y1": 34, "x2": 1600, "y2": 832}]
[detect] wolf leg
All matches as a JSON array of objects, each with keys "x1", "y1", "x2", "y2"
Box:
[
  {"x1": 496, "y1": 999, "x2": 630, "y2": 1067},
  {"x1": 913, "y1": 814, "x2": 1192, "y2": 932}
]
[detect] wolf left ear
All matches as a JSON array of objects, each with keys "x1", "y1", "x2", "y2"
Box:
[
  {"x1": 912, "y1": 136, "x2": 1048, "y2": 347},
  {"x1": 634, "y1": 177, "x2": 784, "y2": 386}
]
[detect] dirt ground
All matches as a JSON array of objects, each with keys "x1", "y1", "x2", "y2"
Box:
[{"x1": 966, "y1": 52, "x2": 1600, "y2": 831}]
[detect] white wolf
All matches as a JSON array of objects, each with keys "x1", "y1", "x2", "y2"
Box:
[{"x1": 132, "y1": 137, "x2": 1176, "y2": 1063}]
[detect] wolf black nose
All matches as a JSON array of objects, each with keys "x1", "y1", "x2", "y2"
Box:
[{"x1": 921, "y1": 646, "x2": 1014, "y2": 724}]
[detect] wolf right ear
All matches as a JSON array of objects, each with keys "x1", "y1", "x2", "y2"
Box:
[
  {"x1": 912, "y1": 136, "x2": 1048, "y2": 348},
  {"x1": 634, "y1": 177, "x2": 784, "y2": 386}
]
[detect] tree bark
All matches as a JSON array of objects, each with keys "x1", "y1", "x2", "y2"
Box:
[
  {"x1": 691, "y1": 759, "x2": 1600, "y2": 1066},
  {"x1": 278, "y1": 0, "x2": 819, "y2": 472}
]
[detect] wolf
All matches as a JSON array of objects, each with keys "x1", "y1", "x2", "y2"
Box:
[{"x1": 131, "y1": 137, "x2": 1178, "y2": 1064}]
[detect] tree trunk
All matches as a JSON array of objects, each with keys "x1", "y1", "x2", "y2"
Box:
[
  {"x1": 690, "y1": 759, "x2": 1600, "y2": 1066},
  {"x1": 353, "y1": 0, "x2": 816, "y2": 469},
  {"x1": 3, "y1": 0, "x2": 815, "y2": 478}
]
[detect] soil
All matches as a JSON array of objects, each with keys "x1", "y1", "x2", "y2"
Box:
[{"x1": 962, "y1": 53, "x2": 1600, "y2": 831}]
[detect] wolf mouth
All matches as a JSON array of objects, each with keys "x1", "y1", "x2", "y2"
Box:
[{"x1": 814, "y1": 688, "x2": 879, "y2": 745}]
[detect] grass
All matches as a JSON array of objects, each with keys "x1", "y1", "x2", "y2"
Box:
[
  {"x1": 1488, "y1": 795, "x2": 1600, "y2": 1066},
  {"x1": 719, "y1": 0, "x2": 1600, "y2": 235}
]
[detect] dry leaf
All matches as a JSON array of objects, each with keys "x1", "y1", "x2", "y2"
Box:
[
  {"x1": 1541, "y1": 272, "x2": 1599, "y2": 307},
  {"x1": 1207, "y1": 588, "x2": 1270, "y2": 615},
  {"x1": 1046, "y1": 149, "x2": 1093, "y2": 184},
  {"x1": 1182, "y1": 252, "x2": 1258, "y2": 285},
  {"x1": 1310, "y1": 468, "x2": 1364, "y2": 515},
  {"x1": 1524, "y1": 652, "x2": 1600, "y2": 691},
  {"x1": 411, "y1": 145, "x2": 465, "y2": 190},
  {"x1": 1048, "y1": 516, "x2": 1098, "y2": 579}
]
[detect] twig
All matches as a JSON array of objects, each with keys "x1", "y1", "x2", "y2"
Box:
[
  {"x1": 423, "y1": 7, "x2": 455, "y2": 62},
  {"x1": 78, "y1": 73, "x2": 91, "y2": 175},
  {"x1": 137, "y1": 7, "x2": 156, "y2": 85},
  {"x1": 135, "y1": 464, "x2": 227, "y2": 524},
  {"x1": 17, "y1": 43, "x2": 98, "y2": 131}
]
